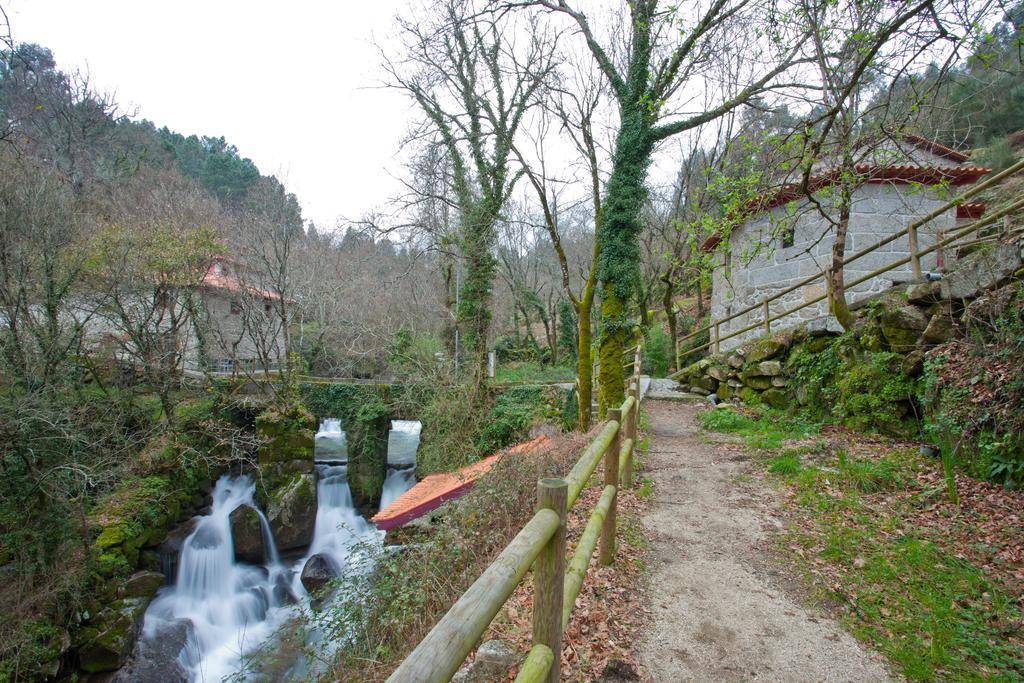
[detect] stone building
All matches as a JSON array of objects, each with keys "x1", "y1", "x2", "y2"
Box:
[{"x1": 703, "y1": 136, "x2": 989, "y2": 351}]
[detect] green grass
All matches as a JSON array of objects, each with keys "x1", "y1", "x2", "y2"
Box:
[
  {"x1": 699, "y1": 405, "x2": 820, "y2": 450},
  {"x1": 493, "y1": 361, "x2": 575, "y2": 384},
  {"x1": 768, "y1": 445, "x2": 1024, "y2": 680}
]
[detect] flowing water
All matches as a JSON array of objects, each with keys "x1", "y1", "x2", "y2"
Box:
[
  {"x1": 138, "y1": 419, "x2": 384, "y2": 682},
  {"x1": 379, "y1": 420, "x2": 421, "y2": 510}
]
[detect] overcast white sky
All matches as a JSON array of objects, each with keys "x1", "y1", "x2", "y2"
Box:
[{"x1": 6, "y1": 0, "x2": 414, "y2": 230}]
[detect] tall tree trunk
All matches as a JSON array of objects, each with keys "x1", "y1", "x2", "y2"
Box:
[
  {"x1": 596, "y1": 109, "x2": 653, "y2": 416},
  {"x1": 576, "y1": 283, "x2": 595, "y2": 430},
  {"x1": 661, "y1": 271, "x2": 677, "y2": 371},
  {"x1": 457, "y1": 211, "x2": 498, "y2": 388},
  {"x1": 829, "y1": 178, "x2": 856, "y2": 330}
]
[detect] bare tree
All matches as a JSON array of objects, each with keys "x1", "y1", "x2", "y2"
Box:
[{"x1": 385, "y1": 0, "x2": 558, "y2": 388}]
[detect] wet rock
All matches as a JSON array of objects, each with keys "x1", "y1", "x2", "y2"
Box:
[
  {"x1": 452, "y1": 639, "x2": 519, "y2": 682},
  {"x1": 111, "y1": 618, "x2": 192, "y2": 682},
  {"x1": 273, "y1": 572, "x2": 298, "y2": 606},
  {"x1": 300, "y1": 552, "x2": 339, "y2": 595},
  {"x1": 262, "y1": 472, "x2": 318, "y2": 552},
  {"x1": 75, "y1": 598, "x2": 149, "y2": 673},
  {"x1": 157, "y1": 517, "x2": 199, "y2": 584},
  {"x1": 120, "y1": 571, "x2": 165, "y2": 600},
  {"x1": 229, "y1": 504, "x2": 265, "y2": 565}
]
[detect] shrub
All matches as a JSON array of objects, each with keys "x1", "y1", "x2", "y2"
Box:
[{"x1": 643, "y1": 325, "x2": 672, "y2": 377}]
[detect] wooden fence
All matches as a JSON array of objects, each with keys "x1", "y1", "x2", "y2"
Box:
[
  {"x1": 674, "y1": 159, "x2": 1024, "y2": 368},
  {"x1": 388, "y1": 344, "x2": 645, "y2": 683}
]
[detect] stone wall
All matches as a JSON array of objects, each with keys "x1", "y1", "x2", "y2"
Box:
[
  {"x1": 711, "y1": 183, "x2": 958, "y2": 351},
  {"x1": 687, "y1": 242, "x2": 1024, "y2": 416}
]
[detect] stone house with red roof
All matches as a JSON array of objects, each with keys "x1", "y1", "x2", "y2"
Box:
[{"x1": 704, "y1": 136, "x2": 990, "y2": 351}]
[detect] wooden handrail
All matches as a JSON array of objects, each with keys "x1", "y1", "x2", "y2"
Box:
[
  {"x1": 389, "y1": 349, "x2": 644, "y2": 682},
  {"x1": 675, "y1": 161, "x2": 1024, "y2": 351}
]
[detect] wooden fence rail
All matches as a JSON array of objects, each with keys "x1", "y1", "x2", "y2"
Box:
[
  {"x1": 673, "y1": 160, "x2": 1024, "y2": 368},
  {"x1": 388, "y1": 350, "x2": 645, "y2": 683}
]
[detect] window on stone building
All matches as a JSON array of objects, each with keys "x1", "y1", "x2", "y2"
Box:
[{"x1": 780, "y1": 225, "x2": 795, "y2": 249}]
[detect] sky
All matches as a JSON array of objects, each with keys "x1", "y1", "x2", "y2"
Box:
[{"x1": 6, "y1": 0, "x2": 415, "y2": 230}]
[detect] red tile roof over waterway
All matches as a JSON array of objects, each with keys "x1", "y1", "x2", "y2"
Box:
[{"x1": 372, "y1": 435, "x2": 552, "y2": 531}]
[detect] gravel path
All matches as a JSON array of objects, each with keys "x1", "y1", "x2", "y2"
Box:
[{"x1": 636, "y1": 400, "x2": 893, "y2": 682}]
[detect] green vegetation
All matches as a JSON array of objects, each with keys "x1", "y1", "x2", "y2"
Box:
[
  {"x1": 699, "y1": 406, "x2": 819, "y2": 450},
  {"x1": 642, "y1": 325, "x2": 672, "y2": 378},
  {"x1": 493, "y1": 361, "x2": 575, "y2": 384},
  {"x1": 788, "y1": 333, "x2": 918, "y2": 437},
  {"x1": 919, "y1": 281, "x2": 1024, "y2": 488},
  {"x1": 701, "y1": 406, "x2": 1024, "y2": 680}
]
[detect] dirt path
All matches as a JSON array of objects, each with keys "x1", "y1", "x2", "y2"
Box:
[{"x1": 636, "y1": 400, "x2": 893, "y2": 682}]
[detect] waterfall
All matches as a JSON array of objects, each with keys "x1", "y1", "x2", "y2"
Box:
[
  {"x1": 137, "y1": 417, "x2": 387, "y2": 681},
  {"x1": 379, "y1": 420, "x2": 421, "y2": 511},
  {"x1": 380, "y1": 468, "x2": 416, "y2": 510},
  {"x1": 315, "y1": 418, "x2": 348, "y2": 462},
  {"x1": 142, "y1": 476, "x2": 291, "y2": 682}
]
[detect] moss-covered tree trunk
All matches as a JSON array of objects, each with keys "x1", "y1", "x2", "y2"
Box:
[
  {"x1": 596, "y1": 106, "x2": 654, "y2": 416},
  {"x1": 457, "y1": 210, "x2": 498, "y2": 387},
  {"x1": 576, "y1": 284, "x2": 595, "y2": 430}
]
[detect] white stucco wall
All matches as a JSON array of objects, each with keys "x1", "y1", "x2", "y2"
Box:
[{"x1": 710, "y1": 181, "x2": 958, "y2": 351}]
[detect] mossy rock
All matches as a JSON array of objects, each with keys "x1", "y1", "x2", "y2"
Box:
[
  {"x1": 717, "y1": 383, "x2": 735, "y2": 401},
  {"x1": 691, "y1": 373, "x2": 718, "y2": 392},
  {"x1": 744, "y1": 338, "x2": 788, "y2": 364},
  {"x1": 258, "y1": 472, "x2": 317, "y2": 552},
  {"x1": 75, "y1": 597, "x2": 149, "y2": 673},
  {"x1": 738, "y1": 387, "x2": 761, "y2": 404},
  {"x1": 738, "y1": 371, "x2": 772, "y2": 391},
  {"x1": 256, "y1": 403, "x2": 316, "y2": 464},
  {"x1": 876, "y1": 293, "x2": 928, "y2": 352},
  {"x1": 761, "y1": 388, "x2": 790, "y2": 410}
]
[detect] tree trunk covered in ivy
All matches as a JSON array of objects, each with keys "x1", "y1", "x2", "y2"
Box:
[{"x1": 596, "y1": 105, "x2": 654, "y2": 415}]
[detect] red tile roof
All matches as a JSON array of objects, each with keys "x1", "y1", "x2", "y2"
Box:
[
  {"x1": 371, "y1": 435, "x2": 552, "y2": 531},
  {"x1": 699, "y1": 163, "x2": 991, "y2": 252},
  {"x1": 200, "y1": 259, "x2": 281, "y2": 301},
  {"x1": 956, "y1": 202, "x2": 987, "y2": 220}
]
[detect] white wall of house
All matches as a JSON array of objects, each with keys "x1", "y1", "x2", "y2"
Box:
[{"x1": 711, "y1": 181, "x2": 957, "y2": 351}]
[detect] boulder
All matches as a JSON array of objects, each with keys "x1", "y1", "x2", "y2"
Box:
[
  {"x1": 941, "y1": 243, "x2": 1022, "y2": 300},
  {"x1": 738, "y1": 387, "x2": 760, "y2": 404},
  {"x1": 112, "y1": 618, "x2": 192, "y2": 683},
  {"x1": 901, "y1": 349, "x2": 926, "y2": 377},
  {"x1": 157, "y1": 516, "x2": 200, "y2": 583},
  {"x1": 877, "y1": 295, "x2": 929, "y2": 351},
  {"x1": 738, "y1": 371, "x2": 772, "y2": 391},
  {"x1": 76, "y1": 597, "x2": 149, "y2": 673},
  {"x1": 761, "y1": 388, "x2": 790, "y2": 410},
  {"x1": 726, "y1": 353, "x2": 744, "y2": 369},
  {"x1": 771, "y1": 376, "x2": 788, "y2": 388},
  {"x1": 688, "y1": 386, "x2": 710, "y2": 396},
  {"x1": 452, "y1": 639, "x2": 520, "y2": 683},
  {"x1": 906, "y1": 280, "x2": 943, "y2": 305},
  {"x1": 707, "y1": 365, "x2": 730, "y2": 382},
  {"x1": 120, "y1": 571, "x2": 165, "y2": 600},
  {"x1": 690, "y1": 373, "x2": 718, "y2": 392},
  {"x1": 717, "y1": 383, "x2": 735, "y2": 401},
  {"x1": 261, "y1": 472, "x2": 317, "y2": 552},
  {"x1": 229, "y1": 504, "x2": 266, "y2": 565},
  {"x1": 300, "y1": 552, "x2": 339, "y2": 595},
  {"x1": 921, "y1": 309, "x2": 956, "y2": 345},
  {"x1": 744, "y1": 338, "x2": 787, "y2": 364},
  {"x1": 756, "y1": 360, "x2": 783, "y2": 376}
]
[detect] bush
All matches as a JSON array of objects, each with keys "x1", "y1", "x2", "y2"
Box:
[{"x1": 643, "y1": 325, "x2": 671, "y2": 377}]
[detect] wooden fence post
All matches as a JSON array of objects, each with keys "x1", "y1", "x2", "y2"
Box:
[
  {"x1": 713, "y1": 320, "x2": 720, "y2": 354},
  {"x1": 600, "y1": 409, "x2": 621, "y2": 566},
  {"x1": 908, "y1": 223, "x2": 922, "y2": 278},
  {"x1": 623, "y1": 382, "x2": 636, "y2": 489},
  {"x1": 533, "y1": 478, "x2": 567, "y2": 683},
  {"x1": 762, "y1": 299, "x2": 771, "y2": 335}
]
